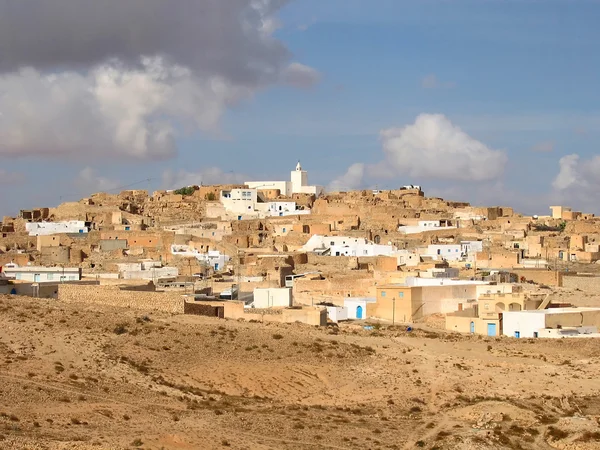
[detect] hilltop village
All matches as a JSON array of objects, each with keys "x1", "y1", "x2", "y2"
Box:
[{"x1": 2, "y1": 162, "x2": 600, "y2": 338}]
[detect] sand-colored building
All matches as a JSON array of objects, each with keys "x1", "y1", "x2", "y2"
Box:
[{"x1": 445, "y1": 292, "x2": 546, "y2": 336}]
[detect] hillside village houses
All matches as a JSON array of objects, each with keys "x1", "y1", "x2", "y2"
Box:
[{"x1": 4, "y1": 161, "x2": 600, "y2": 334}]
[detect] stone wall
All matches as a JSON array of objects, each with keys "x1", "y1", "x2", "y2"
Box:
[
  {"x1": 184, "y1": 302, "x2": 224, "y2": 318},
  {"x1": 563, "y1": 274, "x2": 600, "y2": 292},
  {"x1": 510, "y1": 269, "x2": 564, "y2": 287},
  {"x1": 58, "y1": 284, "x2": 185, "y2": 313}
]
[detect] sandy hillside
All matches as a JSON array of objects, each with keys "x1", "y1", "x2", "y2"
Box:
[{"x1": 1, "y1": 295, "x2": 600, "y2": 449}]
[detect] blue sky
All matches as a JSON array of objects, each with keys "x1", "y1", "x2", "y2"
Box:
[{"x1": 1, "y1": 0, "x2": 599, "y2": 216}]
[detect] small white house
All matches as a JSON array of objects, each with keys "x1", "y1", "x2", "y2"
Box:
[
  {"x1": 2, "y1": 265, "x2": 82, "y2": 282},
  {"x1": 253, "y1": 287, "x2": 292, "y2": 308},
  {"x1": 426, "y1": 244, "x2": 464, "y2": 261},
  {"x1": 26, "y1": 221, "x2": 88, "y2": 236},
  {"x1": 325, "y1": 305, "x2": 348, "y2": 323},
  {"x1": 502, "y1": 307, "x2": 600, "y2": 338},
  {"x1": 344, "y1": 297, "x2": 376, "y2": 320}
]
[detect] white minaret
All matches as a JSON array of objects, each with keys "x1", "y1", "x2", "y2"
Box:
[{"x1": 291, "y1": 160, "x2": 308, "y2": 194}]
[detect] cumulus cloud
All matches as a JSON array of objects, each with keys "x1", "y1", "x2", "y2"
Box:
[
  {"x1": 328, "y1": 114, "x2": 506, "y2": 193},
  {"x1": 421, "y1": 74, "x2": 456, "y2": 89},
  {"x1": 0, "y1": 0, "x2": 319, "y2": 159},
  {"x1": 162, "y1": 167, "x2": 250, "y2": 190},
  {"x1": 380, "y1": 114, "x2": 507, "y2": 182},
  {"x1": 553, "y1": 154, "x2": 582, "y2": 190},
  {"x1": 281, "y1": 63, "x2": 321, "y2": 88},
  {"x1": 530, "y1": 140, "x2": 554, "y2": 153},
  {"x1": 328, "y1": 163, "x2": 365, "y2": 192},
  {"x1": 551, "y1": 153, "x2": 600, "y2": 212},
  {"x1": 75, "y1": 167, "x2": 121, "y2": 193}
]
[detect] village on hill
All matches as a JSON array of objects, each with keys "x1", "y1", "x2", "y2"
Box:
[
  {"x1": 3, "y1": 162, "x2": 600, "y2": 448},
  {"x1": 2, "y1": 161, "x2": 600, "y2": 337}
]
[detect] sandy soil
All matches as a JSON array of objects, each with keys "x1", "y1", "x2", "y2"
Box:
[{"x1": 1, "y1": 295, "x2": 600, "y2": 449}]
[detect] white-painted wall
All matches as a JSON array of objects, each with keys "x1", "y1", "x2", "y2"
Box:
[
  {"x1": 245, "y1": 181, "x2": 291, "y2": 196},
  {"x1": 3, "y1": 266, "x2": 81, "y2": 282},
  {"x1": 398, "y1": 221, "x2": 457, "y2": 234},
  {"x1": 426, "y1": 245, "x2": 464, "y2": 261},
  {"x1": 170, "y1": 245, "x2": 230, "y2": 270},
  {"x1": 344, "y1": 298, "x2": 375, "y2": 319},
  {"x1": 326, "y1": 306, "x2": 348, "y2": 323},
  {"x1": 253, "y1": 287, "x2": 293, "y2": 308},
  {"x1": 502, "y1": 311, "x2": 547, "y2": 338},
  {"x1": 26, "y1": 221, "x2": 88, "y2": 236}
]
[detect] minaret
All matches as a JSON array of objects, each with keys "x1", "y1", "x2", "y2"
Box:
[{"x1": 291, "y1": 161, "x2": 308, "y2": 194}]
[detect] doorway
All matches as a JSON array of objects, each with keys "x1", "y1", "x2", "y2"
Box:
[
  {"x1": 487, "y1": 323, "x2": 497, "y2": 336},
  {"x1": 356, "y1": 305, "x2": 363, "y2": 319},
  {"x1": 470, "y1": 321, "x2": 475, "y2": 334}
]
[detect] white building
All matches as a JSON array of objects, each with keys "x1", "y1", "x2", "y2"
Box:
[
  {"x1": 253, "y1": 287, "x2": 292, "y2": 308},
  {"x1": 301, "y1": 235, "x2": 398, "y2": 257},
  {"x1": 26, "y1": 221, "x2": 88, "y2": 236},
  {"x1": 245, "y1": 161, "x2": 324, "y2": 197},
  {"x1": 344, "y1": 298, "x2": 376, "y2": 320},
  {"x1": 425, "y1": 244, "x2": 464, "y2": 261},
  {"x1": 2, "y1": 265, "x2": 81, "y2": 282},
  {"x1": 268, "y1": 201, "x2": 311, "y2": 217},
  {"x1": 461, "y1": 241, "x2": 484, "y2": 254},
  {"x1": 220, "y1": 188, "x2": 262, "y2": 216},
  {"x1": 398, "y1": 220, "x2": 457, "y2": 235},
  {"x1": 170, "y1": 245, "x2": 230, "y2": 271},
  {"x1": 117, "y1": 262, "x2": 178, "y2": 281},
  {"x1": 502, "y1": 308, "x2": 600, "y2": 338},
  {"x1": 325, "y1": 305, "x2": 348, "y2": 323}
]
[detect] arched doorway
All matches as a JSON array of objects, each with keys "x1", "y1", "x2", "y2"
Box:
[
  {"x1": 509, "y1": 303, "x2": 522, "y2": 311},
  {"x1": 356, "y1": 305, "x2": 363, "y2": 319}
]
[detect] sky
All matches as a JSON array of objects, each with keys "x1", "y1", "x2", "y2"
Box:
[{"x1": 1, "y1": 0, "x2": 599, "y2": 217}]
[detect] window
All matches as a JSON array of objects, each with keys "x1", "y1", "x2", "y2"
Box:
[
  {"x1": 282, "y1": 228, "x2": 286, "y2": 233},
  {"x1": 399, "y1": 292, "x2": 404, "y2": 298},
  {"x1": 381, "y1": 291, "x2": 386, "y2": 297},
  {"x1": 330, "y1": 241, "x2": 335, "y2": 246},
  {"x1": 47, "y1": 273, "x2": 54, "y2": 281}
]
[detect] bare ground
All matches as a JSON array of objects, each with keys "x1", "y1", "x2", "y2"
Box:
[{"x1": 1, "y1": 295, "x2": 600, "y2": 449}]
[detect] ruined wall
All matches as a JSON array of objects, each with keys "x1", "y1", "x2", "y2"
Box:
[
  {"x1": 58, "y1": 284, "x2": 185, "y2": 313},
  {"x1": 293, "y1": 274, "x2": 376, "y2": 305},
  {"x1": 510, "y1": 269, "x2": 564, "y2": 287}
]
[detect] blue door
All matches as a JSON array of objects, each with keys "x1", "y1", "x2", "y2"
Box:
[
  {"x1": 356, "y1": 305, "x2": 363, "y2": 319},
  {"x1": 214, "y1": 263, "x2": 219, "y2": 271},
  {"x1": 487, "y1": 323, "x2": 496, "y2": 336},
  {"x1": 470, "y1": 321, "x2": 475, "y2": 334},
  {"x1": 34, "y1": 274, "x2": 41, "y2": 282},
  {"x1": 514, "y1": 331, "x2": 520, "y2": 338}
]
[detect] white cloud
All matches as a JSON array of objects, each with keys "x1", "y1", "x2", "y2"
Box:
[
  {"x1": 328, "y1": 163, "x2": 365, "y2": 191},
  {"x1": 553, "y1": 154, "x2": 582, "y2": 191},
  {"x1": 530, "y1": 140, "x2": 554, "y2": 153},
  {"x1": 162, "y1": 167, "x2": 250, "y2": 190},
  {"x1": 0, "y1": 59, "x2": 249, "y2": 160},
  {"x1": 76, "y1": 167, "x2": 121, "y2": 193},
  {"x1": 379, "y1": 114, "x2": 507, "y2": 182},
  {"x1": 281, "y1": 63, "x2": 321, "y2": 88},
  {"x1": 0, "y1": 1, "x2": 320, "y2": 160},
  {"x1": 421, "y1": 74, "x2": 456, "y2": 89},
  {"x1": 551, "y1": 153, "x2": 600, "y2": 212}
]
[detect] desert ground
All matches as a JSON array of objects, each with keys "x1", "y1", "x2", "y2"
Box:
[{"x1": 1, "y1": 294, "x2": 600, "y2": 449}]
